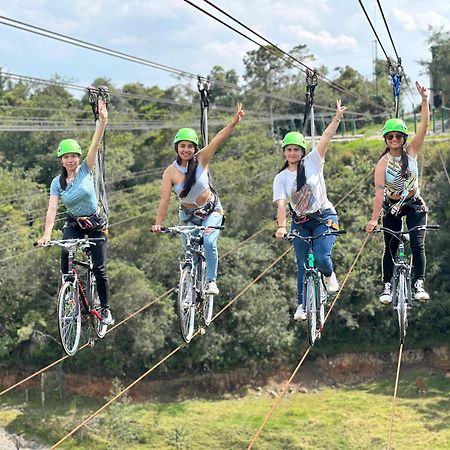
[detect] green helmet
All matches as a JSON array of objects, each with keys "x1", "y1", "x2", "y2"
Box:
[
  {"x1": 173, "y1": 128, "x2": 199, "y2": 146},
  {"x1": 57, "y1": 139, "x2": 82, "y2": 157},
  {"x1": 382, "y1": 118, "x2": 408, "y2": 137},
  {"x1": 282, "y1": 132, "x2": 307, "y2": 150}
]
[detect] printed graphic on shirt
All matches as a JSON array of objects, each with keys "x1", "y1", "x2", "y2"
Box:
[{"x1": 385, "y1": 154, "x2": 418, "y2": 196}]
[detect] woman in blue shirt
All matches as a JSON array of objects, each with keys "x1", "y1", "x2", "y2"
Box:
[{"x1": 38, "y1": 99, "x2": 113, "y2": 325}]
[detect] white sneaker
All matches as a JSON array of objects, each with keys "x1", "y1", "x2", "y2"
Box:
[
  {"x1": 414, "y1": 280, "x2": 429, "y2": 302},
  {"x1": 293, "y1": 305, "x2": 307, "y2": 321},
  {"x1": 205, "y1": 281, "x2": 219, "y2": 295},
  {"x1": 379, "y1": 282, "x2": 392, "y2": 304},
  {"x1": 101, "y1": 308, "x2": 115, "y2": 326},
  {"x1": 324, "y1": 272, "x2": 339, "y2": 293}
]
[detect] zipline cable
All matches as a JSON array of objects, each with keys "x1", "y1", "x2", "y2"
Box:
[
  {"x1": 185, "y1": 0, "x2": 388, "y2": 112},
  {"x1": 0, "y1": 218, "x2": 271, "y2": 396},
  {"x1": 49, "y1": 247, "x2": 291, "y2": 448},
  {"x1": 247, "y1": 234, "x2": 371, "y2": 449},
  {"x1": 437, "y1": 149, "x2": 450, "y2": 184},
  {"x1": 386, "y1": 342, "x2": 404, "y2": 450},
  {"x1": 375, "y1": 0, "x2": 400, "y2": 62}
]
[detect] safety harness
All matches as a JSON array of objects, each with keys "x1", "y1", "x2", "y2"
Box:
[
  {"x1": 388, "y1": 57, "x2": 403, "y2": 119},
  {"x1": 88, "y1": 86, "x2": 110, "y2": 229},
  {"x1": 287, "y1": 71, "x2": 339, "y2": 231},
  {"x1": 179, "y1": 77, "x2": 223, "y2": 224}
]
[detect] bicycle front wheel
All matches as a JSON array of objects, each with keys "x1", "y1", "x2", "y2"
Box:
[
  {"x1": 305, "y1": 275, "x2": 318, "y2": 346},
  {"x1": 397, "y1": 271, "x2": 408, "y2": 343},
  {"x1": 178, "y1": 267, "x2": 196, "y2": 343},
  {"x1": 58, "y1": 281, "x2": 81, "y2": 356}
]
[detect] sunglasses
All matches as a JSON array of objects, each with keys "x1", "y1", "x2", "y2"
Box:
[{"x1": 385, "y1": 133, "x2": 405, "y2": 141}]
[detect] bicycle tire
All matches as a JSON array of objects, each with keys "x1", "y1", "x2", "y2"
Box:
[
  {"x1": 397, "y1": 271, "x2": 408, "y2": 343},
  {"x1": 178, "y1": 266, "x2": 196, "y2": 343},
  {"x1": 90, "y1": 278, "x2": 107, "y2": 339},
  {"x1": 305, "y1": 275, "x2": 318, "y2": 346},
  {"x1": 318, "y1": 276, "x2": 327, "y2": 331},
  {"x1": 58, "y1": 281, "x2": 81, "y2": 356},
  {"x1": 199, "y1": 258, "x2": 214, "y2": 327}
]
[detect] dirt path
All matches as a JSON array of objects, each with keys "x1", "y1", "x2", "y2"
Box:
[{"x1": 0, "y1": 428, "x2": 47, "y2": 450}]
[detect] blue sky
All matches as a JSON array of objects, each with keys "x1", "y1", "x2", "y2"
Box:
[{"x1": 1, "y1": 0, "x2": 449, "y2": 107}]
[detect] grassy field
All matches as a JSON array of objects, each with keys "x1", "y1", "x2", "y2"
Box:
[{"x1": 1, "y1": 374, "x2": 449, "y2": 449}]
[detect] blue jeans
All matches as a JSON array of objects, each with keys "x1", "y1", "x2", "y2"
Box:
[
  {"x1": 292, "y1": 210, "x2": 338, "y2": 305},
  {"x1": 178, "y1": 202, "x2": 223, "y2": 282}
]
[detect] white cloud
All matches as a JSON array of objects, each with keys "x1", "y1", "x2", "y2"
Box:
[{"x1": 282, "y1": 25, "x2": 357, "y2": 49}]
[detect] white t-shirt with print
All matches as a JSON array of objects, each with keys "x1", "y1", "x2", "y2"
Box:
[{"x1": 272, "y1": 147, "x2": 335, "y2": 214}]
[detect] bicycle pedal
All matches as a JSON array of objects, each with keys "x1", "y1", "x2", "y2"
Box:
[
  {"x1": 199, "y1": 327, "x2": 206, "y2": 335},
  {"x1": 88, "y1": 338, "x2": 95, "y2": 347}
]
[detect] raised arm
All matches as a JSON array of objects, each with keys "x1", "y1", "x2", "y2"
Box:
[
  {"x1": 151, "y1": 167, "x2": 173, "y2": 232},
  {"x1": 317, "y1": 100, "x2": 347, "y2": 158},
  {"x1": 407, "y1": 81, "x2": 429, "y2": 157},
  {"x1": 197, "y1": 102, "x2": 245, "y2": 166},
  {"x1": 86, "y1": 98, "x2": 108, "y2": 169},
  {"x1": 37, "y1": 195, "x2": 59, "y2": 246},
  {"x1": 366, "y1": 159, "x2": 387, "y2": 233}
]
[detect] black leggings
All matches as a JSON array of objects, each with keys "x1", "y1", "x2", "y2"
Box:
[
  {"x1": 382, "y1": 203, "x2": 427, "y2": 283},
  {"x1": 61, "y1": 224, "x2": 110, "y2": 308}
]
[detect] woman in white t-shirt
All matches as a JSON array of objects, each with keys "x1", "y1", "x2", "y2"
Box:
[{"x1": 273, "y1": 100, "x2": 347, "y2": 321}]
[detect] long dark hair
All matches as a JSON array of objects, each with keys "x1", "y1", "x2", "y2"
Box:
[
  {"x1": 59, "y1": 166, "x2": 68, "y2": 190},
  {"x1": 379, "y1": 140, "x2": 410, "y2": 178},
  {"x1": 176, "y1": 143, "x2": 199, "y2": 198},
  {"x1": 278, "y1": 148, "x2": 306, "y2": 191}
]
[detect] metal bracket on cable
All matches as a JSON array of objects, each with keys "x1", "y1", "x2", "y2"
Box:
[
  {"x1": 88, "y1": 85, "x2": 110, "y2": 122},
  {"x1": 197, "y1": 76, "x2": 212, "y2": 146},
  {"x1": 388, "y1": 57, "x2": 403, "y2": 118},
  {"x1": 302, "y1": 69, "x2": 318, "y2": 144}
]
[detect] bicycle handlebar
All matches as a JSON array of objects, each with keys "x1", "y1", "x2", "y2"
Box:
[
  {"x1": 34, "y1": 237, "x2": 106, "y2": 248},
  {"x1": 373, "y1": 224, "x2": 440, "y2": 237},
  {"x1": 284, "y1": 229, "x2": 347, "y2": 242},
  {"x1": 159, "y1": 225, "x2": 225, "y2": 234}
]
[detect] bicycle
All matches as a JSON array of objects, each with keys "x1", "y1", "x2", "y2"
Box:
[
  {"x1": 160, "y1": 225, "x2": 224, "y2": 343},
  {"x1": 285, "y1": 229, "x2": 346, "y2": 346},
  {"x1": 373, "y1": 224, "x2": 439, "y2": 343},
  {"x1": 39, "y1": 238, "x2": 110, "y2": 356}
]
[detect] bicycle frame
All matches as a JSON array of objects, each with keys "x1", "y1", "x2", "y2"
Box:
[
  {"x1": 160, "y1": 225, "x2": 224, "y2": 342},
  {"x1": 40, "y1": 237, "x2": 107, "y2": 355},
  {"x1": 373, "y1": 223, "x2": 439, "y2": 343},
  {"x1": 285, "y1": 228, "x2": 346, "y2": 345},
  {"x1": 65, "y1": 242, "x2": 102, "y2": 321}
]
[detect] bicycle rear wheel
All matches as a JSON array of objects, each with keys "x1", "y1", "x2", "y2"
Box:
[
  {"x1": 318, "y1": 276, "x2": 327, "y2": 331},
  {"x1": 58, "y1": 281, "x2": 81, "y2": 356},
  {"x1": 90, "y1": 279, "x2": 107, "y2": 339},
  {"x1": 178, "y1": 266, "x2": 196, "y2": 343},
  {"x1": 397, "y1": 271, "x2": 408, "y2": 343},
  {"x1": 305, "y1": 275, "x2": 318, "y2": 346}
]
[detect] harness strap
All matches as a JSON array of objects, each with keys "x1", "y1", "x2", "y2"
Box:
[
  {"x1": 88, "y1": 85, "x2": 110, "y2": 225},
  {"x1": 388, "y1": 57, "x2": 403, "y2": 118},
  {"x1": 289, "y1": 206, "x2": 339, "y2": 230}
]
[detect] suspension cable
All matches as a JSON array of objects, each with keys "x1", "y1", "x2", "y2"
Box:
[
  {"x1": 0, "y1": 218, "x2": 270, "y2": 397},
  {"x1": 386, "y1": 342, "x2": 404, "y2": 450},
  {"x1": 49, "y1": 247, "x2": 291, "y2": 447},
  {"x1": 437, "y1": 149, "x2": 450, "y2": 184},
  {"x1": 185, "y1": 0, "x2": 388, "y2": 112},
  {"x1": 247, "y1": 234, "x2": 371, "y2": 448}
]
